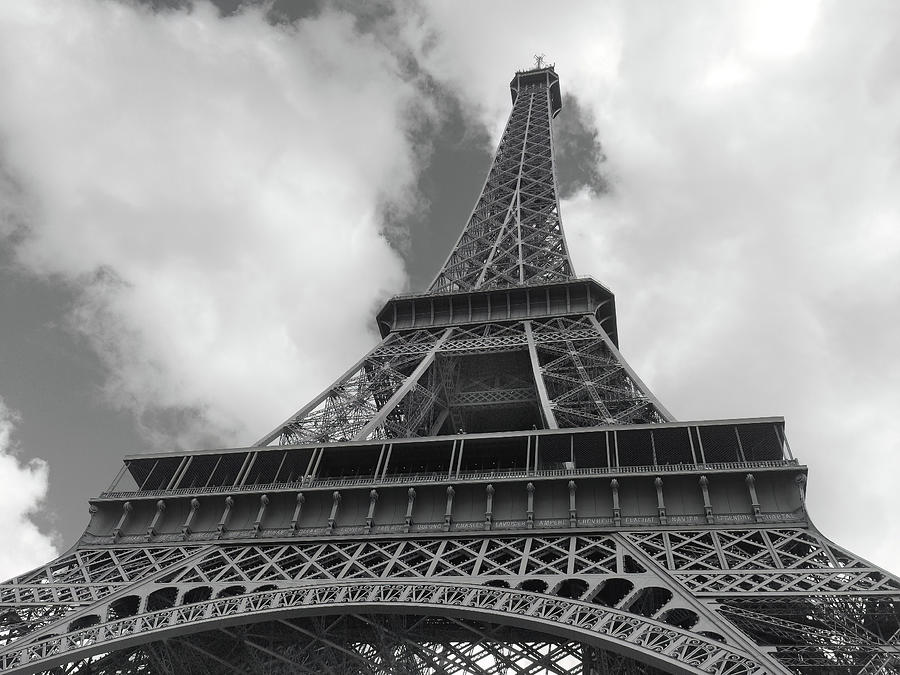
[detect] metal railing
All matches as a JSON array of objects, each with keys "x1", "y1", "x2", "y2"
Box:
[{"x1": 100, "y1": 459, "x2": 799, "y2": 500}]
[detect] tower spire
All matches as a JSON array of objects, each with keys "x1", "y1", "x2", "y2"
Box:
[{"x1": 431, "y1": 63, "x2": 570, "y2": 293}]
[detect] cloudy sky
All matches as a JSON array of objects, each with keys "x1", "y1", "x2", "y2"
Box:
[{"x1": 0, "y1": 0, "x2": 898, "y2": 581}]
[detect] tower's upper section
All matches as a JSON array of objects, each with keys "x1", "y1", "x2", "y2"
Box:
[
  {"x1": 510, "y1": 65, "x2": 562, "y2": 117},
  {"x1": 430, "y1": 65, "x2": 573, "y2": 294}
]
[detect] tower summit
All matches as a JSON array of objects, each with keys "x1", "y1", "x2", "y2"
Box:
[
  {"x1": 256, "y1": 62, "x2": 670, "y2": 448},
  {"x1": 1, "y1": 65, "x2": 898, "y2": 674}
]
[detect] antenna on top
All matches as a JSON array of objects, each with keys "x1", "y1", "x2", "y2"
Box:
[{"x1": 533, "y1": 53, "x2": 546, "y2": 69}]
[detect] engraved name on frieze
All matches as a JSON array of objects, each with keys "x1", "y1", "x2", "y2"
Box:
[
  {"x1": 493, "y1": 520, "x2": 527, "y2": 529},
  {"x1": 455, "y1": 521, "x2": 482, "y2": 530},
  {"x1": 535, "y1": 518, "x2": 568, "y2": 527},
  {"x1": 578, "y1": 517, "x2": 613, "y2": 526}
]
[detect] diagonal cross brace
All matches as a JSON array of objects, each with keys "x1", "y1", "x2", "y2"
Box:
[{"x1": 352, "y1": 328, "x2": 453, "y2": 440}]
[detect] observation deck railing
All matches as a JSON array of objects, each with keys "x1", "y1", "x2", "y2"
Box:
[{"x1": 100, "y1": 458, "x2": 799, "y2": 500}]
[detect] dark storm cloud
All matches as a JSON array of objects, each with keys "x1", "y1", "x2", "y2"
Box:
[{"x1": 554, "y1": 96, "x2": 610, "y2": 199}]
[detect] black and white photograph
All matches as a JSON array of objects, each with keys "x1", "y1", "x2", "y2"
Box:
[{"x1": 0, "y1": 1, "x2": 898, "y2": 672}]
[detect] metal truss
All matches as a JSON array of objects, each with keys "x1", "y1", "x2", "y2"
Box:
[
  {"x1": 2, "y1": 615, "x2": 677, "y2": 675},
  {"x1": 268, "y1": 328, "x2": 450, "y2": 444},
  {"x1": 5, "y1": 64, "x2": 899, "y2": 675},
  {"x1": 254, "y1": 66, "x2": 670, "y2": 446},
  {"x1": 3, "y1": 527, "x2": 898, "y2": 673},
  {"x1": 0, "y1": 579, "x2": 772, "y2": 674},
  {"x1": 262, "y1": 317, "x2": 671, "y2": 445},
  {"x1": 430, "y1": 75, "x2": 572, "y2": 293}
]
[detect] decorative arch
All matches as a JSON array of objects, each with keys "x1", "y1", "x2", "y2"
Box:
[{"x1": 0, "y1": 580, "x2": 776, "y2": 675}]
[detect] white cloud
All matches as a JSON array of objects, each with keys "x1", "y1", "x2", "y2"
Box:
[
  {"x1": 408, "y1": 1, "x2": 900, "y2": 573},
  {"x1": 0, "y1": 0, "x2": 433, "y2": 448},
  {"x1": 1, "y1": 0, "x2": 897, "y2": 579},
  {"x1": 0, "y1": 397, "x2": 57, "y2": 581},
  {"x1": 741, "y1": 0, "x2": 820, "y2": 59}
]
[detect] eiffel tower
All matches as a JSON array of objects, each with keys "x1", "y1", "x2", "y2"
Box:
[{"x1": 2, "y1": 63, "x2": 899, "y2": 675}]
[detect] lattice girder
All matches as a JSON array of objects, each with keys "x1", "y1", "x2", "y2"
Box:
[
  {"x1": 259, "y1": 314, "x2": 671, "y2": 445},
  {"x1": 6, "y1": 527, "x2": 900, "y2": 673},
  {"x1": 0, "y1": 580, "x2": 778, "y2": 675},
  {"x1": 431, "y1": 70, "x2": 572, "y2": 294},
  {"x1": 16, "y1": 616, "x2": 682, "y2": 675}
]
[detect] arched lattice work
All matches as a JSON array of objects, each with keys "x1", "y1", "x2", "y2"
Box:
[
  {"x1": 41, "y1": 615, "x2": 677, "y2": 675},
  {"x1": 0, "y1": 581, "x2": 774, "y2": 674}
]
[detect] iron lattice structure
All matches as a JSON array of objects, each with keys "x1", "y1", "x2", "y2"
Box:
[{"x1": 2, "y1": 65, "x2": 898, "y2": 674}]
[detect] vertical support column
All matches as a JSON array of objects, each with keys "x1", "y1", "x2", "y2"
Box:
[
  {"x1": 365, "y1": 489, "x2": 379, "y2": 533},
  {"x1": 146, "y1": 499, "x2": 166, "y2": 541},
  {"x1": 746, "y1": 474, "x2": 761, "y2": 522},
  {"x1": 253, "y1": 494, "x2": 269, "y2": 536},
  {"x1": 444, "y1": 486, "x2": 455, "y2": 531},
  {"x1": 111, "y1": 502, "x2": 132, "y2": 543},
  {"x1": 485, "y1": 484, "x2": 495, "y2": 529},
  {"x1": 568, "y1": 480, "x2": 577, "y2": 527},
  {"x1": 87, "y1": 504, "x2": 99, "y2": 531},
  {"x1": 327, "y1": 491, "x2": 341, "y2": 533},
  {"x1": 524, "y1": 321, "x2": 558, "y2": 429},
  {"x1": 290, "y1": 492, "x2": 305, "y2": 534},
  {"x1": 182, "y1": 498, "x2": 200, "y2": 540},
  {"x1": 404, "y1": 488, "x2": 416, "y2": 533},
  {"x1": 795, "y1": 474, "x2": 807, "y2": 505},
  {"x1": 699, "y1": 475, "x2": 714, "y2": 524},
  {"x1": 526, "y1": 482, "x2": 535, "y2": 528},
  {"x1": 610, "y1": 479, "x2": 621, "y2": 526},
  {"x1": 215, "y1": 496, "x2": 234, "y2": 539},
  {"x1": 654, "y1": 477, "x2": 667, "y2": 525}
]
